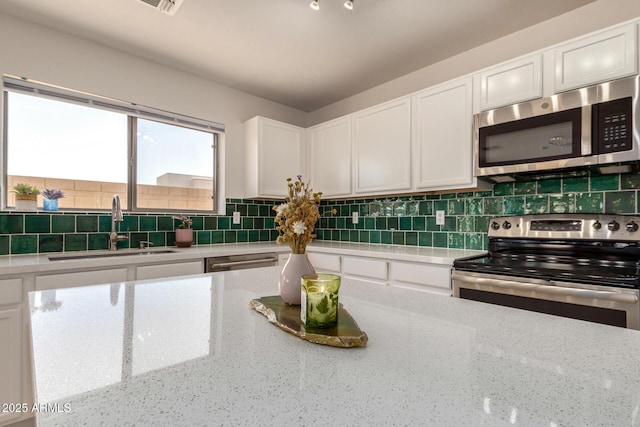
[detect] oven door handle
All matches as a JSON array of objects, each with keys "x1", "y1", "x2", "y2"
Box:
[{"x1": 452, "y1": 272, "x2": 639, "y2": 304}]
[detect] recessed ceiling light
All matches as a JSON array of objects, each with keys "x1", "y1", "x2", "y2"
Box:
[
  {"x1": 310, "y1": 0, "x2": 319, "y2": 11},
  {"x1": 344, "y1": 0, "x2": 354, "y2": 10}
]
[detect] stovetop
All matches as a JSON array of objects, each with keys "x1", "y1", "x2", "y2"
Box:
[
  {"x1": 454, "y1": 251, "x2": 640, "y2": 288},
  {"x1": 453, "y1": 214, "x2": 640, "y2": 289}
]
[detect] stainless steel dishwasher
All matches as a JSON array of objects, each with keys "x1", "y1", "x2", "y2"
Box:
[{"x1": 205, "y1": 253, "x2": 278, "y2": 272}]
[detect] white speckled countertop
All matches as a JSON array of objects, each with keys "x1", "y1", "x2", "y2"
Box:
[
  {"x1": 30, "y1": 267, "x2": 640, "y2": 426},
  {"x1": 0, "y1": 241, "x2": 484, "y2": 275}
]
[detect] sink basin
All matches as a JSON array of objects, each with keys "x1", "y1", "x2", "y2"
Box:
[{"x1": 48, "y1": 249, "x2": 177, "y2": 261}]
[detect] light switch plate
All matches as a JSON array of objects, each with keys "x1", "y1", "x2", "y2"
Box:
[
  {"x1": 352, "y1": 212, "x2": 359, "y2": 224},
  {"x1": 233, "y1": 211, "x2": 241, "y2": 224},
  {"x1": 436, "y1": 210, "x2": 445, "y2": 225}
]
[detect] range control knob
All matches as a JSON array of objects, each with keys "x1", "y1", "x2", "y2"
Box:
[
  {"x1": 626, "y1": 221, "x2": 639, "y2": 232},
  {"x1": 608, "y1": 220, "x2": 620, "y2": 231},
  {"x1": 593, "y1": 220, "x2": 602, "y2": 230},
  {"x1": 491, "y1": 221, "x2": 500, "y2": 230},
  {"x1": 502, "y1": 221, "x2": 512, "y2": 230}
]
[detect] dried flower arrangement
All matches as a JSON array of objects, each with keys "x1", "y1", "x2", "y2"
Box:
[
  {"x1": 42, "y1": 189, "x2": 65, "y2": 200},
  {"x1": 172, "y1": 215, "x2": 193, "y2": 229},
  {"x1": 273, "y1": 176, "x2": 336, "y2": 254}
]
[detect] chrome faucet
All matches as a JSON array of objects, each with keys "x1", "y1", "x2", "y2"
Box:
[{"x1": 109, "y1": 194, "x2": 128, "y2": 251}]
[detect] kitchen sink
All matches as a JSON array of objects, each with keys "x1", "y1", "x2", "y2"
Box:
[{"x1": 48, "y1": 249, "x2": 177, "y2": 261}]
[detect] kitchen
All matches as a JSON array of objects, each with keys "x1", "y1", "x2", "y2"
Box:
[{"x1": 2, "y1": 0, "x2": 640, "y2": 426}]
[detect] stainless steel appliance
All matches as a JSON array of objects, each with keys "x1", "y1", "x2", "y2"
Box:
[
  {"x1": 474, "y1": 76, "x2": 639, "y2": 178},
  {"x1": 452, "y1": 214, "x2": 640, "y2": 329},
  {"x1": 205, "y1": 253, "x2": 278, "y2": 272}
]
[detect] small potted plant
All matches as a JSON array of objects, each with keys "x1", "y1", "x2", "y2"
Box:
[
  {"x1": 41, "y1": 189, "x2": 65, "y2": 211},
  {"x1": 172, "y1": 215, "x2": 193, "y2": 247},
  {"x1": 12, "y1": 183, "x2": 39, "y2": 211}
]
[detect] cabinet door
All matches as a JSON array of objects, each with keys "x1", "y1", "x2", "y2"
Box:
[
  {"x1": 0, "y1": 308, "x2": 21, "y2": 426},
  {"x1": 477, "y1": 54, "x2": 542, "y2": 111},
  {"x1": 555, "y1": 23, "x2": 637, "y2": 92},
  {"x1": 307, "y1": 252, "x2": 341, "y2": 274},
  {"x1": 308, "y1": 117, "x2": 352, "y2": 197},
  {"x1": 353, "y1": 97, "x2": 411, "y2": 194},
  {"x1": 136, "y1": 260, "x2": 204, "y2": 280},
  {"x1": 389, "y1": 261, "x2": 451, "y2": 296},
  {"x1": 342, "y1": 256, "x2": 387, "y2": 283},
  {"x1": 35, "y1": 268, "x2": 128, "y2": 291},
  {"x1": 245, "y1": 116, "x2": 304, "y2": 198},
  {"x1": 413, "y1": 77, "x2": 474, "y2": 190}
]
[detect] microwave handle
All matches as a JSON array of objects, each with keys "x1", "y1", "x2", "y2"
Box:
[{"x1": 582, "y1": 104, "x2": 592, "y2": 156}]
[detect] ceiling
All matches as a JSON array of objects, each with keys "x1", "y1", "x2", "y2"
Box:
[{"x1": 0, "y1": 0, "x2": 597, "y2": 112}]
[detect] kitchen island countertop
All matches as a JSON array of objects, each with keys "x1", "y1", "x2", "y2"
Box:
[{"x1": 29, "y1": 266, "x2": 638, "y2": 426}]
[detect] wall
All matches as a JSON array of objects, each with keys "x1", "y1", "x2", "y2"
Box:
[
  {"x1": 0, "y1": 12, "x2": 308, "y2": 199},
  {"x1": 308, "y1": 0, "x2": 640, "y2": 125}
]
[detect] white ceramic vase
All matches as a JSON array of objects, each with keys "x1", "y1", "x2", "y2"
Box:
[{"x1": 279, "y1": 253, "x2": 315, "y2": 305}]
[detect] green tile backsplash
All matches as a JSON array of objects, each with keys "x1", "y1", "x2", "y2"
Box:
[
  {"x1": 0, "y1": 199, "x2": 280, "y2": 255},
  {"x1": 315, "y1": 170, "x2": 640, "y2": 251},
  {"x1": 2, "y1": 170, "x2": 640, "y2": 256}
]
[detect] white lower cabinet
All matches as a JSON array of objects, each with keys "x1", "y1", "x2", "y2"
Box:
[
  {"x1": 307, "y1": 252, "x2": 340, "y2": 274},
  {"x1": 0, "y1": 307, "x2": 22, "y2": 426},
  {"x1": 35, "y1": 268, "x2": 129, "y2": 291},
  {"x1": 389, "y1": 261, "x2": 451, "y2": 295},
  {"x1": 341, "y1": 256, "x2": 388, "y2": 285},
  {"x1": 136, "y1": 260, "x2": 203, "y2": 280},
  {"x1": 307, "y1": 250, "x2": 452, "y2": 294}
]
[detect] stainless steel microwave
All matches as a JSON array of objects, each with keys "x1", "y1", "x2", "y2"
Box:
[{"x1": 474, "y1": 75, "x2": 639, "y2": 177}]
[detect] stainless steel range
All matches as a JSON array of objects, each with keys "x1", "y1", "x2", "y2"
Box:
[{"x1": 452, "y1": 214, "x2": 640, "y2": 329}]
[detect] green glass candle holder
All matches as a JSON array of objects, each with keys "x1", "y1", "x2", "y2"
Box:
[{"x1": 301, "y1": 273, "x2": 341, "y2": 328}]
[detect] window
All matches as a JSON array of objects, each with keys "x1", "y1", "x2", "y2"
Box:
[
  {"x1": 136, "y1": 119, "x2": 216, "y2": 210},
  {"x1": 3, "y1": 76, "x2": 224, "y2": 213}
]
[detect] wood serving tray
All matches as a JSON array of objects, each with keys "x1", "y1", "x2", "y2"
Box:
[{"x1": 249, "y1": 295, "x2": 368, "y2": 348}]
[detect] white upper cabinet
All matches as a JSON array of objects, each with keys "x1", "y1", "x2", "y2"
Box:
[
  {"x1": 307, "y1": 116, "x2": 352, "y2": 198},
  {"x1": 244, "y1": 116, "x2": 304, "y2": 198},
  {"x1": 412, "y1": 77, "x2": 474, "y2": 190},
  {"x1": 475, "y1": 53, "x2": 542, "y2": 111},
  {"x1": 353, "y1": 97, "x2": 412, "y2": 195},
  {"x1": 554, "y1": 23, "x2": 637, "y2": 92}
]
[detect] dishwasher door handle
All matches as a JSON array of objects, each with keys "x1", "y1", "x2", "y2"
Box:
[{"x1": 208, "y1": 258, "x2": 276, "y2": 270}]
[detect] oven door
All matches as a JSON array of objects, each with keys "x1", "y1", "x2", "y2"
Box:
[{"x1": 451, "y1": 270, "x2": 640, "y2": 329}]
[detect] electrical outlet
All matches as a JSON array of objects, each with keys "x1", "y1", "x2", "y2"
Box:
[
  {"x1": 232, "y1": 211, "x2": 241, "y2": 224},
  {"x1": 352, "y1": 212, "x2": 359, "y2": 224},
  {"x1": 436, "y1": 210, "x2": 445, "y2": 225}
]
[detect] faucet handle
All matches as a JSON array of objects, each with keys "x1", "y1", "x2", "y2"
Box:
[{"x1": 139, "y1": 240, "x2": 153, "y2": 250}]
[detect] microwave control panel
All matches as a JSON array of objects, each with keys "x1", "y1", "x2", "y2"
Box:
[{"x1": 596, "y1": 97, "x2": 632, "y2": 154}]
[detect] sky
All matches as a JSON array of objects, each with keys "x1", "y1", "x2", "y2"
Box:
[{"x1": 7, "y1": 92, "x2": 213, "y2": 185}]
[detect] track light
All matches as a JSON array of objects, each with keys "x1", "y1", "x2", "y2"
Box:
[
  {"x1": 310, "y1": 0, "x2": 319, "y2": 11},
  {"x1": 344, "y1": 0, "x2": 354, "y2": 10}
]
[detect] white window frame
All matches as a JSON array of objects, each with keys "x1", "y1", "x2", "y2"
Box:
[{"x1": 1, "y1": 75, "x2": 226, "y2": 214}]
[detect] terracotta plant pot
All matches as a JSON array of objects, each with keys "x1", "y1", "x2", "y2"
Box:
[{"x1": 175, "y1": 228, "x2": 193, "y2": 247}]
